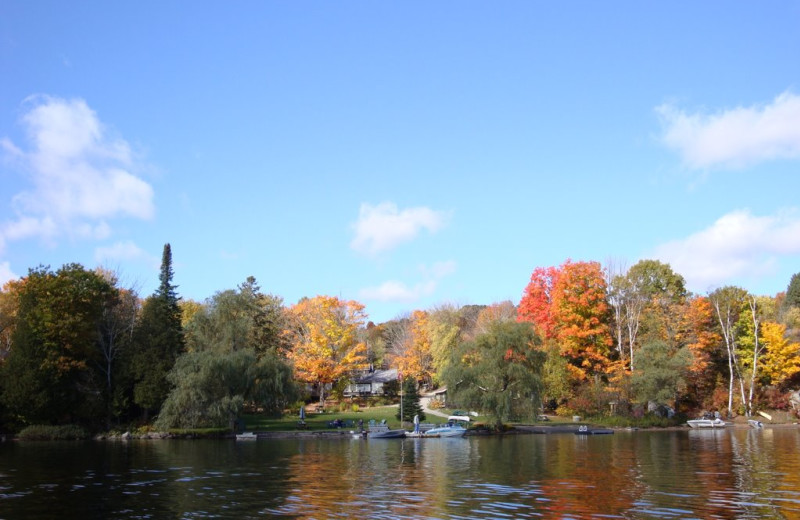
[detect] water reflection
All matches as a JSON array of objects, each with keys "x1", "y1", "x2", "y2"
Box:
[{"x1": 1, "y1": 429, "x2": 799, "y2": 519}]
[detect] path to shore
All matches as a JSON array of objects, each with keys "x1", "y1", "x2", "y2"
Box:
[{"x1": 420, "y1": 396, "x2": 449, "y2": 419}]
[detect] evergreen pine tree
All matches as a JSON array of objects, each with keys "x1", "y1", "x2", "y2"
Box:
[
  {"x1": 396, "y1": 377, "x2": 426, "y2": 423},
  {"x1": 785, "y1": 272, "x2": 800, "y2": 309},
  {"x1": 129, "y1": 243, "x2": 185, "y2": 420}
]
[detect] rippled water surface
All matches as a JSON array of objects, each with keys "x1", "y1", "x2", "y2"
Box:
[{"x1": 1, "y1": 427, "x2": 799, "y2": 519}]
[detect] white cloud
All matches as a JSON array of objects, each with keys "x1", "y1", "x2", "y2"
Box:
[
  {"x1": 359, "y1": 260, "x2": 457, "y2": 303},
  {"x1": 350, "y1": 201, "x2": 450, "y2": 255},
  {"x1": 651, "y1": 209, "x2": 800, "y2": 292},
  {"x1": 0, "y1": 261, "x2": 18, "y2": 286},
  {"x1": 94, "y1": 240, "x2": 159, "y2": 269},
  {"x1": 657, "y1": 91, "x2": 800, "y2": 170},
  {"x1": 359, "y1": 280, "x2": 437, "y2": 303},
  {"x1": 1, "y1": 96, "x2": 155, "y2": 252}
]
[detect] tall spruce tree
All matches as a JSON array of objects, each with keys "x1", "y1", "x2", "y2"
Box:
[
  {"x1": 396, "y1": 377, "x2": 426, "y2": 423},
  {"x1": 129, "y1": 244, "x2": 185, "y2": 420},
  {"x1": 785, "y1": 272, "x2": 800, "y2": 309}
]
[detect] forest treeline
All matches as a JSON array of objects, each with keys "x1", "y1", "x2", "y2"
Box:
[{"x1": 1, "y1": 246, "x2": 799, "y2": 432}]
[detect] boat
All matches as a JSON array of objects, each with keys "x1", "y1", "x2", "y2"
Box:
[
  {"x1": 687, "y1": 418, "x2": 729, "y2": 428},
  {"x1": 365, "y1": 425, "x2": 406, "y2": 439},
  {"x1": 424, "y1": 421, "x2": 468, "y2": 438},
  {"x1": 574, "y1": 425, "x2": 613, "y2": 435},
  {"x1": 235, "y1": 432, "x2": 257, "y2": 440},
  {"x1": 748, "y1": 419, "x2": 764, "y2": 428}
]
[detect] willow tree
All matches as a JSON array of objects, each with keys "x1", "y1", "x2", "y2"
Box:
[{"x1": 443, "y1": 320, "x2": 544, "y2": 429}]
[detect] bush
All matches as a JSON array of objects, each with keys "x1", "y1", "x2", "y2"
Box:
[
  {"x1": 18, "y1": 424, "x2": 89, "y2": 441},
  {"x1": 759, "y1": 387, "x2": 791, "y2": 410}
]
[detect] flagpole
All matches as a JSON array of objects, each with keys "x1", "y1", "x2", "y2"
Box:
[{"x1": 399, "y1": 372, "x2": 403, "y2": 429}]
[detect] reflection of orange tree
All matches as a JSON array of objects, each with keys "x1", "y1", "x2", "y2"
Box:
[
  {"x1": 534, "y1": 436, "x2": 638, "y2": 517},
  {"x1": 278, "y1": 440, "x2": 475, "y2": 519}
]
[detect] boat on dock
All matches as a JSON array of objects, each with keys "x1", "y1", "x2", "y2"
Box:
[
  {"x1": 686, "y1": 418, "x2": 729, "y2": 428},
  {"x1": 574, "y1": 425, "x2": 613, "y2": 435}
]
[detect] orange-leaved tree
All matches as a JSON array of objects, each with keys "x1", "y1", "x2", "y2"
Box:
[
  {"x1": 677, "y1": 295, "x2": 721, "y2": 407},
  {"x1": 286, "y1": 295, "x2": 368, "y2": 405},
  {"x1": 389, "y1": 310, "x2": 433, "y2": 386},
  {"x1": 518, "y1": 266, "x2": 559, "y2": 339},
  {"x1": 552, "y1": 260, "x2": 613, "y2": 378}
]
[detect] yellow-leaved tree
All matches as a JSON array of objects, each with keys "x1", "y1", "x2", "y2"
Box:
[
  {"x1": 760, "y1": 321, "x2": 800, "y2": 387},
  {"x1": 286, "y1": 295, "x2": 368, "y2": 405},
  {"x1": 390, "y1": 310, "x2": 433, "y2": 386}
]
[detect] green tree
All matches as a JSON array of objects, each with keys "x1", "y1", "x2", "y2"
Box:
[
  {"x1": 129, "y1": 244, "x2": 185, "y2": 419},
  {"x1": 442, "y1": 320, "x2": 545, "y2": 429},
  {"x1": 397, "y1": 377, "x2": 426, "y2": 423},
  {"x1": 155, "y1": 348, "x2": 298, "y2": 430},
  {"x1": 1, "y1": 265, "x2": 116, "y2": 426},
  {"x1": 784, "y1": 272, "x2": 800, "y2": 309},
  {"x1": 426, "y1": 304, "x2": 463, "y2": 384},
  {"x1": 185, "y1": 277, "x2": 288, "y2": 356},
  {"x1": 631, "y1": 340, "x2": 691, "y2": 406}
]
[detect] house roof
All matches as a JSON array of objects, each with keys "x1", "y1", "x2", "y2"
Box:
[{"x1": 354, "y1": 368, "x2": 398, "y2": 384}]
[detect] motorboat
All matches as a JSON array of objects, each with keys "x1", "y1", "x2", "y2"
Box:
[
  {"x1": 574, "y1": 425, "x2": 613, "y2": 435},
  {"x1": 686, "y1": 418, "x2": 729, "y2": 428},
  {"x1": 365, "y1": 425, "x2": 406, "y2": 439},
  {"x1": 748, "y1": 419, "x2": 764, "y2": 428},
  {"x1": 424, "y1": 421, "x2": 467, "y2": 438},
  {"x1": 235, "y1": 432, "x2": 257, "y2": 440}
]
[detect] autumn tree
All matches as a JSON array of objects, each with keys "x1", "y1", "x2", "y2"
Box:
[
  {"x1": 760, "y1": 321, "x2": 800, "y2": 387},
  {"x1": 709, "y1": 286, "x2": 749, "y2": 417},
  {"x1": 388, "y1": 310, "x2": 434, "y2": 386},
  {"x1": 0, "y1": 265, "x2": 116, "y2": 426},
  {"x1": 518, "y1": 266, "x2": 559, "y2": 339},
  {"x1": 0, "y1": 280, "x2": 21, "y2": 362},
  {"x1": 519, "y1": 260, "x2": 613, "y2": 379},
  {"x1": 677, "y1": 296, "x2": 722, "y2": 408},
  {"x1": 473, "y1": 301, "x2": 517, "y2": 338},
  {"x1": 359, "y1": 321, "x2": 387, "y2": 369},
  {"x1": 551, "y1": 260, "x2": 613, "y2": 377},
  {"x1": 286, "y1": 295, "x2": 368, "y2": 405},
  {"x1": 610, "y1": 260, "x2": 687, "y2": 371},
  {"x1": 427, "y1": 303, "x2": 463, "y2": 384},
  {"x1": 442, "y1": 320, "x2": 545, "y2": 429}
]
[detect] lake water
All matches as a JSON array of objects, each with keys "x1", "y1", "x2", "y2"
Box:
[{"x1": 1, "y1": 427, "x2": 799, "y2": 519}]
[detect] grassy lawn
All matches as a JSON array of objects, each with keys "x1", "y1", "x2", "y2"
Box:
[
  {"x1": 242, "y1": 406, "x2": 403, "y2": 432},
  {"x1": 241, "y1": 406, "x2": 475, "y2": 432}
]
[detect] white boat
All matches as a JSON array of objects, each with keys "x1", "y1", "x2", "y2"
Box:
[
  {"x1": 236, "y1": 432, "x2": 257, "y2": 440},
  {"x1": 748, "y1": 419, "x2": 764, "y2": 428},
  {"x1": 365, "y1": 425, "x2": 406, "y2": 439},
  {"x1": 424, "y1": 422, "x2": 467, "y2": 437},
  {"x1": 687, "y1": 418, "x2": 729, "y2": 428}
]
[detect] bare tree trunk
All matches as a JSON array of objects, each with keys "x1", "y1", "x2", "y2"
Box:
[
  {"x1": 712, "y1": 298, "x2": 736, "y2": 417},
  {"x1": 746, "y1": 297, "x2": 761, "y2": 417}
]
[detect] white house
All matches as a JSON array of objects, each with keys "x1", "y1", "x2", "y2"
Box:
[{"x1": 344, "y1": 368, "x2": 399, "y2": 397}]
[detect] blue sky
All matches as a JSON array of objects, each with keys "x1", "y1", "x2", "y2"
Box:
[{"x1": 2, "y1": 2, "x2": 800, "y2": 323}]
